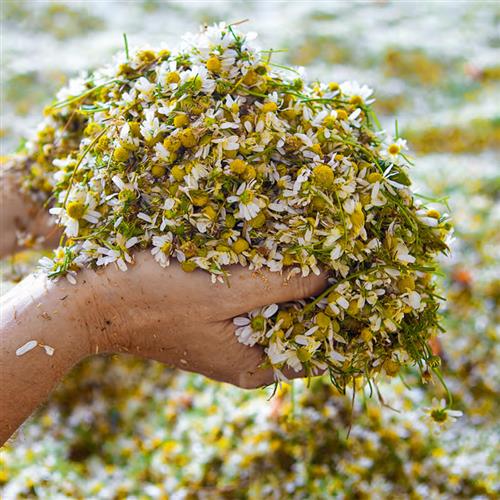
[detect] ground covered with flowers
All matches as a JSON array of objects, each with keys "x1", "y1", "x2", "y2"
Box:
[{"x1": 1, "y1": 2, "x2": 499, "y2": 498}]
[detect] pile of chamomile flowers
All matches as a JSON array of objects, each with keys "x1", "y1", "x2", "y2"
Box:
[{"x1": 15, "y1": 23, "x2": 451, "y2": 390}]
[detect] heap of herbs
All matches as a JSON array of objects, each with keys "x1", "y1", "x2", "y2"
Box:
[{"x1": 14, "y1": 23, "x2": 451, "y2": 390}]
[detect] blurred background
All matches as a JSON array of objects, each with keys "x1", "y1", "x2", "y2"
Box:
[{"x1": 1, "y1": 1, "x2": 499, "y2": 498}]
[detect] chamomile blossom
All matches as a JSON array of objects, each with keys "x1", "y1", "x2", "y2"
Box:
[
  {"x1": 151, "y1": 234, "x2": 174, "y2": 267},
  {"x1": 227, "y1": 182, "x2": 262, "y2": 221},
  {"x1": 49, "y1": 190, "x2": 100, "y2": 238},
  {"x1": 423, "y1": 398, "x2": 463, "y2": 431},
  {"x1": 340, "y1": 80, "x2": 375, "y2": 105},
  {"x1": 233, "y1": 304, "x2": 279, "y2": 346},
  {"x1": 381, "y1": 136, "x2": 408, "y2": 163}
]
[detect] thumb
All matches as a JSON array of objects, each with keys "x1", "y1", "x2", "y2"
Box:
[{"x1": 219, "y1": 265, "x2": 328, "y2": 317}]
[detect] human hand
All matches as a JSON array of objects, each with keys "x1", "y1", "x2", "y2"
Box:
[
  {"x1": 87, "y1": 252, "x2": 327, "y2": 388},
  {"x1": 0, "y1": 163, "x2": 60, "y2": 258}
]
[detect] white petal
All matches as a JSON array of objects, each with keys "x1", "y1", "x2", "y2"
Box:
[
  {"x1": 16, "y1": 340, "x2": 38, "y2": 356},
  {"x1": 137, "y1": 212, "x2": 153, "y2": 223},
  {"x1": 112, "y1": 175, "x2": 126, "y2": 190},
  {"x1": 233, "y1": 317, "x2": 250, "y2": 327},
  {"x1": 43, "y1": 345, "x2": 55, "y2": 356},
  {"x1": 125, "y1": 237, "x2": 139, "y2": 249},
  {"x1": 263, "y1": 304, "x2": 279, "y2": 318}
]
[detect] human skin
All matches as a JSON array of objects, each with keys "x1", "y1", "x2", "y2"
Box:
[
  {"x1": 0, "y1": 166, "x2": 61, "y2": 256},
  {"x1": 0, "y1": 173, "x2": 327, "y2": 445}
]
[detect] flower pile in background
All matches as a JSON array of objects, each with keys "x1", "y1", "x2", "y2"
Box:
[{"x1": 14, "y1": 23, "x2": 450, "y2": 388}]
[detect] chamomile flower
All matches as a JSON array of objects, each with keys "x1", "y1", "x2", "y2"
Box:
[
  {"x1": 135, "y1": 77, "x2": 156, "y2": 101},
  {"x1": 340, "y1": 80, "x2": 375, "y2": 105},
  {"x1": 423, "y1": 398, "x2": 463, "y2": 431},
  {"x1": 227, "y1": 182, "x2": 262, "y2": 221},
  {"x1": 233, "y1": 304, "x2": 279, "y2": 346},
  {"x1": 151, "y1": 234, "x2": 174, "y2": 267},
  {"x1": 49, "y1": 190, "x2": 100, "y2": 238},
  {"x1": 381, "y1": 136, "x2": 408, "y2": 163}
]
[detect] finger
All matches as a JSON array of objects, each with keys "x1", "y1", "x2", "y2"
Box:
[
  {"x1": 236, "y1": 349, "x2": 274, "y2": 389},
  {"x1": 219, "y1": 265, "x2": 328, "y2": 316}
]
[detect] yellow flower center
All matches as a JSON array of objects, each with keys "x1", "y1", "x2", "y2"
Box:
[
  {"x1": 190, "y1": 190, "x2": 209, "y2": 207},
  {"x1": 128, "y1": 121, "x2": 141, "y2": 136},
  {"x1": 173, "y1": 114, "x2": 189, "y2": 128},
  {"x1": 151, "y1": 164, "x2": 166, "y2": 177},
  {"x1": 179, "y1": 128, "x2": 197, "y2": 148},
  {"x1": 315, "y1": 312, "x2": 330, "y2": 329},
  {"x1": 296, "y1": 347, "x2": 312, "y2": 362},
  {"x1": 232, "y1": 237, "x2": 249, "y2": 254},
  {"x1": 170, "y1": 165, "x2": 185, "y2": 182},
  {"x1": 312, "y1": 164, "x2": 334, "y2": 189},
  {"x1": 399, "y1": 275, "x2": 415, "y2": 291},
  {"x1": 277, "y1": 310, "x2": 293, "y2": 329},
  {"x1": 166, "y1": 71, "x2": 180, "y2": 84},
  {"x1": 113, "y1": 145, "x2": 130, "y2": 162},
  {"x1": 84, "y1": 122, "x2": 101, "y2": 136},
  {"x1": 137, "y1": 49, "x2": 156, "y2": 63},
  {"x1": 349, "y1": 95, "x2": 363, "y2": 106},
  {"x1": 284, "y1": 135, "x2": 302, "y2": 152},
  {"x1": 361, "y1": 328, "x2": 372, "y2": 343},
  {"x1": 350, "y1": 203, "x2": 365, "y2": 235},
  {"x1": 262, "y1": 102, "x2": 278, "y2": 113},
  {"x1": 202, "y1": 205, "x2": 217, "y2": 220},
  {"x1": 336, "y1": 109, "x2": 348, "y2": 121},
  {"x1": 239, "y1": 190, "x2": 254, "y2": 205},
  {"x1": 181, "y1": 260, "x2": 197, "y2": 272},
  {"x1": 225, "y1": 214, "x2": 236, "y2": 228},
  {"x1": 243, "y1": 165, "x2": 256, "y2": 181},
  {"x1": 431, "y1": 409, "x2": 448, "y2": 423},
  {"x1": 306, "y1": 146, "x2": 320, "y2": 159},
  {"x1": 388, "y1": 143, "x2": 401, "y2": 155},
  {"x1": 206, "y1": 55, "x2": 222, "y2": 73},
  {"x1": 367, "y1": 172, "x2": 383, "y2": 183},
  {"x1": 426, "y1": 209, "x2": 440, "y2": 219},
  {"x1": 66, "y1": 201, "x2": 85, "y2": 220},
  {"x1": 161, "y1": 242, "x2": 172, "y2": 254},
  {"x1": 229, "y1": 159, "x2": 247, "y2": 175},
  {"x1": 164, "y1": 136, "x2": 182, "y2": 153},
  {"x1": 250, "y1": 315, "x2": 266, "y2": 331},
  {"x1": 384, "y1": 359, "x2": 399, "y2": 377},
  {"x1": 242, "y1": 69, "x2": 258, "y2": 86},
  {"x1": 249, "y1": 211, "x2": 266, "y2": 228}
]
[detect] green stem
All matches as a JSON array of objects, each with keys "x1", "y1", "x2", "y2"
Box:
[
  {"x1": 58, "y1": 126, "x2": 111, "y2": 247},
  {"x1": 123, "y1": 33, "x2": 130, "y2": 60},
  {"x1": 303, "y1": 265, "x2": 388, "y2": 314},
  {"x1": 51, "y1": 79, "x2": 122, "y2": 110},
  {"x1": 432, "y1": 366, "x2": 453, "y2": 408}
]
